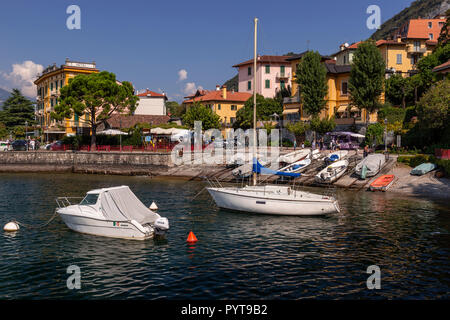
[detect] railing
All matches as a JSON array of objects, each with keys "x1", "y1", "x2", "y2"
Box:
[
  {"x1": 55, "y1": 142, "x2": 179, "y2": 152},
  {"x1": 276, "y1": 72, "x2": 290, "y2": 78},
  {"x1": 55, "y1": 197, "x2": 83, "y2": 208},
  {"x1": 407, "y1": 46, "x2": 426, "y2": 54},
  {"x1": 283, "y1": 96, "x2": 300, "y2": 104}
]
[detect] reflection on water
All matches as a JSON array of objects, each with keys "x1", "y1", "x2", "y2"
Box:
[{"x1": 0, "y1": 173, "x2": 448, "y2": 299}]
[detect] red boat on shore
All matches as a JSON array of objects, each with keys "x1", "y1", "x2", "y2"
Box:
[{"x1": 369, "y1": 175, "x2": 395, "y2": 192}]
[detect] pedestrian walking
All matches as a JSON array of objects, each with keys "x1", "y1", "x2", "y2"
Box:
[{"x1": 294, "y1": 140, "x2": 297, "y2": 151}]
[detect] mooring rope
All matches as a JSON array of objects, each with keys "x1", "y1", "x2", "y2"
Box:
[{"x1": 12, "y1": 209, "x2": 59, "y2": 229}]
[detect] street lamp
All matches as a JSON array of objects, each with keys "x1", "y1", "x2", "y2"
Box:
[
  {"x1": 384, "y1": 118, "x2": 388, "y2": 153},
  {"x1": 272, "y1": 113, "x2": 282, "y2": 148},
  {"x1": 25, "y1": 121, "x2": 28, "y2": 151}
]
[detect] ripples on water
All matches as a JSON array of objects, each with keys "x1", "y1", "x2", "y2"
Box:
[{"x1": 0, "y1": 173, "x2": 448, "y2": 299}]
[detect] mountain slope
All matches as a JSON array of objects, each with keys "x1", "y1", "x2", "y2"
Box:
[
  {"x1": 371, "y1": 0, "x2": 449, "y2": 40},
  {"x1": 223, "y1": 74, "x2": 238, "y2": 91}
]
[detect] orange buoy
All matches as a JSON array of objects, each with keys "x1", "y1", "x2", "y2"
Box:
[{"x1": 187, "y1": 231, "x2": 198, "y2": 243}]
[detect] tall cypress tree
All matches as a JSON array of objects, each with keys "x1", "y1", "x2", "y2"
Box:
[
  {"x1": 348, "y1": 40, "x2": 385, "y2": 124},
  {"x1": 0, "y1": 89, "x2": 35, "y2": 128},
  {"x1": 296, "y1": 51, "x2": 328, "y2": 117}
]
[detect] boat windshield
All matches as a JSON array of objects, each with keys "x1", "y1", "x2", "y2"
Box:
[{"x1": 79, "y1": 193, "x2": 99, "y2": 206}]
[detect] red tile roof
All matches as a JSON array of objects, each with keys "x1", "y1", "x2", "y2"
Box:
[
  {"x1": 137, "y1": 89, "x2": 166, "y2": 98},
  {"x1": 183, "y1": 90, "x2": 252, "y2": 104},
  {"x1": 232, "y1": 55, "x2": 292, "y2": 67},
  {"x1": 100, "y1": 114, "x2": 170, "y2": 130},
  {"x1": 433, "y1": 60, "x2": 450, "y2": 73}
]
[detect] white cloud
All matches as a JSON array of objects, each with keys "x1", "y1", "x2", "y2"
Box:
[
  {"x1": 183, "y1": 82, "x2": 203, "y2": 95},
  {"x1": 178, "y1": 69, "x2": 188, "y2": 81},
  {"x1": 1, "y1": 61, "x2": 43, "y2": 97}
]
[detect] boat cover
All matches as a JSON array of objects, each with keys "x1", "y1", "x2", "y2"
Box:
[
  {"x1": 100, "y1": 186, "x2": 159, "y2": 224},
  {"x1": 356, "y1": 154, "x2": 385, "y2": 176},
  {"x1": 253, "y1": 158, "x2": 301, "y2": 178},
  {"x1": 411, "y1": 163, "x2": 437, "y2": 176}
]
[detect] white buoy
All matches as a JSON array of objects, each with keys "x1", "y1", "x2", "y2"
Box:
[
  {"x1": 149, "y1": 202, "x2": 158, "y2": 210},
  {"x1": 4, "y1": 221, "x2": 20, "y2": 232}
]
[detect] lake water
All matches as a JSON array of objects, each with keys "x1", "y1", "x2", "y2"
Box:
[{"x1": 0, "y1": 173, "x2": 448, "y2": 299}]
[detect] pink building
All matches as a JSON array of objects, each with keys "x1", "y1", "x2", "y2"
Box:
[{"x1": 232, "y1": 55, "x2": 292, "y2": 98}]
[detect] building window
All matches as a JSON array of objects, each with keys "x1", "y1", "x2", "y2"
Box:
[
  {"x1": 74, "y1": 114, "x2": 79, "y2": 127},
  {"x1": 265, "y1": 79, "x2": 270, "y2": 89},
  {"x1": 247, "y1": 81, "x2": 251, "y2": 90},
  {"x1": 248, "y1": 67, "x2": 252, "y2": 76},
  {"x1": 50, "y1": 83, "x2": 53, "y2": 91},
  {"x1": 85, "y1": 112, "x2": 90, "y2": 122},
  {"x1": 428, "y1": 22, "x2": 432, "y2": 28},
  {"x1": 265, "y1": 65, "x2": 270, "y2": 74},
  {"x1": 50, "y1": 99, "x2": 54, "y2": 107},
  {"x1": 341, "y1": 81, "x2": 348, "y2": 95},
  {"x1": 231, "y1": 105, "x2": 237, "y2": 111},
  {"x1": 60, "y1": 80, "x2": 63, "y2": 88},
  {"x1": 396, "y1": 54, "x2": 402, "y2": 64},
  {"x1": 230, "y1": 117, "x2": 236, "y2": 124},
  {"x1": 280, "y1": 65, "x2": 285, "y2": 76},
  {"x1": 218, "y1": 104, "x2": 221, "y2": 110},
  {"x1": 55, "y1": 81, "x2": 58, "y2": 90},
  {"x1": 343, "y1": 55, "x2": 347, "y2": 64},
  {"x1": 280, "y1": 80, "x2": 285, "y2": 90},
  {"x1": 429, "y1": 33, "x2": 433, "y2": 40},
  {"x1": 439, "y1": 22, "x2": 445, "y2": 28}
]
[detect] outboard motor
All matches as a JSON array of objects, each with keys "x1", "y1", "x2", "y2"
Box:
[{"x1": 154, "y1": 217, "x2": 169, "y2": 236}]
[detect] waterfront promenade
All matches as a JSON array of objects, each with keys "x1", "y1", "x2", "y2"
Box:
[{"x1": 1, "y1": 148, "x2": 448, "y2": 201}]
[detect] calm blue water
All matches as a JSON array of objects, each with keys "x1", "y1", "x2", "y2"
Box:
[{"x1": 0, "y1": 173, "x2": 449, "y2": 299}]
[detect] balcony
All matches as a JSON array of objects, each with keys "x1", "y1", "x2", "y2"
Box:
[
  {"x1": 276, "y1": 72, "x2": 290, "y2": 79},
  {"x1": 51, "y1": 91, "x2": 59, "y2": 97},
  {"x1": 407, "y1": 46, "x2": 426, "y2": 54},
  {"x1": 283, "y1": 95, "x2": 300, "y2": 104}
]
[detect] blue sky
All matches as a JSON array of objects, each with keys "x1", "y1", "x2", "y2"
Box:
[{"x1": 0, "y1": 0, "x2": 414, "y2": 101}]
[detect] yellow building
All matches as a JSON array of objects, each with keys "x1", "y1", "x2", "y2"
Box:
[
  {"x1": 283, "y1": 52, "x2": 377, "y2": 125},
  {"x1": 182, "y1": 85, "x2": 252, "y2": 127},
  {"x1": 34, "y1": 59, "x2": 99, "y2": 140}
]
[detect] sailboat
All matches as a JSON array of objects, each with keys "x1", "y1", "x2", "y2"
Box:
[{"x1": 206, "y1": 18, "x2": 340, "y2": 216}]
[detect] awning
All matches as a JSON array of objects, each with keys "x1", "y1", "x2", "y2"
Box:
[
  {"x1": 350, "y1": 106, "x2": 359, "y2": 112},
  {"x1": 282, "y1": 109, "x2": 299, "y2": 115},
  {"x1": 336, "y1": 105, "x2": 348, "y2": 112}
]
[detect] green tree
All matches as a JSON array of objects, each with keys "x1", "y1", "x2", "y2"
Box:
[
  {"x1": 52, "y1": 71, "x2": 138, "y2": 150},
  {"x1": 365, "y1": 122, "x2": 384, "y2": 146},
  {"x1": 0, "y1": 89, "x2": 35, "y2": 128},
  {"x1": 437, "y1": 9, "x2": 450, "y2": 47},
  {"x1": 182, "y1": 102, "x2": 221, "y2": 130},
  {"x1": 296, "y1": 51, "x2": 328, "y2": 117},
  {"x1": 285, "y1": 121, "x2": 309, "y2": 145},
  {"x1": 416, "y1": 79, "x2": 450, "y2": 133},
  {"x1": 166, "y1": 101, "x2": 186, "y2": 118},
  {"x1": 0, "y1": 122, "x2": 8, "y2": 139},
  {"x1": 348, "y1": 40, "x2": 385, "y2": 124},
  {"x1": 310, "y1": 116, "x2": 336, "y2": 136},
  {"x1": 385, "y1": 74, "x2": 414, "y2": 108},
  {"x1": 233, "y1": 94, "x2": 282, "y2": 129}
]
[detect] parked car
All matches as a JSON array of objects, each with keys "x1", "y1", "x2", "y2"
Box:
[
  {"x1": 0, "y1": 141, "x2": 9, "y2": 151},
  {"x1": 49, "y1": 140, "x2": 65, "y2": 151},
  {"x1": 11, "y1": 140, "x2": 28, "y2": 151}
]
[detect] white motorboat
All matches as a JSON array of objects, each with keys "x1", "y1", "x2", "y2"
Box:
[
  {"x1": 355, "y1": 153, "x2": 386, "y2": 178},
  {"x1": 278, "y1": 149, "x2": 310, "y2": 164},
  {"x1": 207, "y1": 185, "x2": 340, "y2": 216},
  {"x1": 56, "y1": 186, "x2": 169, "y2": 240},
  {"x1": 315, "y1": 160, "x2": 349, "y2": 184},
  {"x1": 279, "y1": 157, "x2": 312, "y2": 173},
  {"x1": 324, "y1": 150, "x2": 348, "y2": 164}
]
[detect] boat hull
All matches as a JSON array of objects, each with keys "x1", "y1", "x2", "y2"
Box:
[
  {"x1": 369, "y1": 174, "x2": 395, "y2": 191},
  {"x1": 58, "y1": 210, "x2": 154, "y2": 240},
  {"x1": 207, "y1": 188, "x2": 339, "y2": 216}
]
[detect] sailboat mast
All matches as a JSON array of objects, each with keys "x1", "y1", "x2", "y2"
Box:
[{"x1": 252, "y1": 17, "x2": 258, "y2": 186}]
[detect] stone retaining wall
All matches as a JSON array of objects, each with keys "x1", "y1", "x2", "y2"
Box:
[{"x1": 0, "y1": 151, "x2": 173, "y2": 175}]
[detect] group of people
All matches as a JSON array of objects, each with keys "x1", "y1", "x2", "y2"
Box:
[{"x1": 294, "y1": 138, "x2": 339, "y2": 151}]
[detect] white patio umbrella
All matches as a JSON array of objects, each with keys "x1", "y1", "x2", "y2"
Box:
[{"x1": 97, "y1": 129, "x2": 129, "y2": 135}]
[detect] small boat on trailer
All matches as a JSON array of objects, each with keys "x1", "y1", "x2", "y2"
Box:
[
  {"x1": 315, "y1": 160, "x2": 349, "y2": 184},
  {"x1": 355, "y1": 154, "x2": 386, "y2": 179},
  {"x1": 410, "y1": 163, "x2": 437, "y2": 176},
  {"x1": 278, "y1": 149, "x2": 310, "y2": 164},
  {"x1": 56, "y1": 186, "x2": 169, "y2": 240},
  {"x1": 279, "y1": 157, "x2": 312, "y2": 174},
  {"x1": 324, "y1": 150, "x2": 348, "y2": 164},
  {"x1": 369, "y1": 175, "x2": 395, "y2": 191}
]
